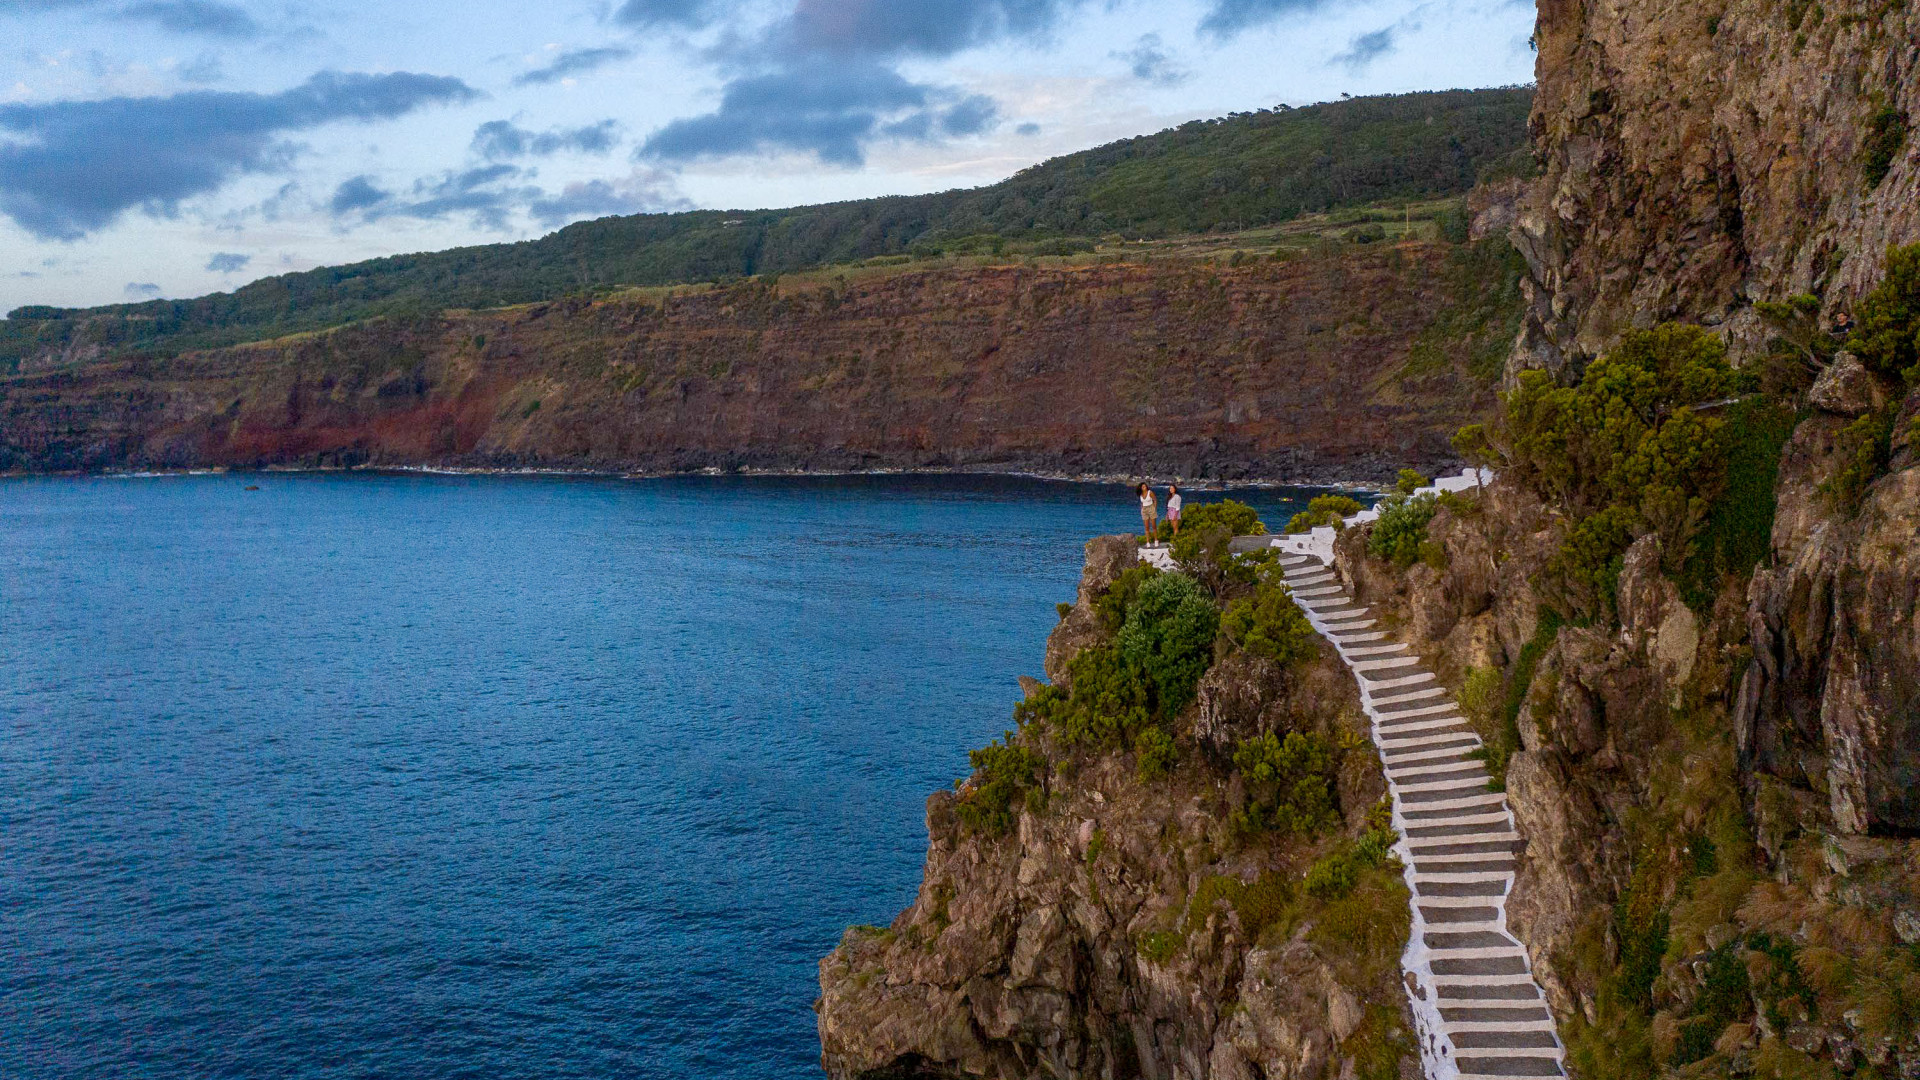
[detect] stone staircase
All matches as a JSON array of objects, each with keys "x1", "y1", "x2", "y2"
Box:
[{"x1": 1277, "y1": 552, "x2": 1565, "y2": 1080}]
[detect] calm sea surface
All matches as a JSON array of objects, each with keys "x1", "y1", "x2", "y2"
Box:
[{"x1": 1, "y1": 472, "x2": 1334, "y2": 1080}]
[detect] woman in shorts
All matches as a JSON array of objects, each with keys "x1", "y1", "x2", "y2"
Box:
[
  {"x1": 1165, "y1": 484, "x2": 1182, "y2": 537},
  {"x1": 1138, "y1": 483, "x2": 1158, "y2": 544}
]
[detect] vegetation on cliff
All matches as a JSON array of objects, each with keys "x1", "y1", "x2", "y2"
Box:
[
  {"x1": 832, "y1": 521, "x2": 1414, "y2": 1079},
  {"x1": 0, "y1": 87, "x2": 1532, "y2": 372},
  {"x1": 1337, "y1": 241, "x2": 1920, "y2": 1080}
]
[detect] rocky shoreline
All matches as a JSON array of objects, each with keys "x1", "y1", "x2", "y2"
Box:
[{"x1": 5, "y1": 460, "x2": 1398, "y2": 493}]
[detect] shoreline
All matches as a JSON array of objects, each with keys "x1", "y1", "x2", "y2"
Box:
[{"x1": 4, "y1": 461, "x2": 1395, "y2": 494}]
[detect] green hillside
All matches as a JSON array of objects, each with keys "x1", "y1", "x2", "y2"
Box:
[{"x1": 0, "y1": 86, "x2": 1533, "y2": 370}]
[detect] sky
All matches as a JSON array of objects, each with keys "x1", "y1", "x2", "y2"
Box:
[{"x1": 0, "y1": 0, "x2": 1537, "y2": 312}]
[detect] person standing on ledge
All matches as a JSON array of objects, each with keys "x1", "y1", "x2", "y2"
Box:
[
  {"x1": 1165, "y1": 484, "x2": 1182, "y2": 539},
  {"x1": 1137, "y1": 483, "x2": 1158, "y2": 546}
]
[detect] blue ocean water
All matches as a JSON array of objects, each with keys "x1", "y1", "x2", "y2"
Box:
[{"x1": 0, "y1": 472, "x2": 1333, "y2": 1080}]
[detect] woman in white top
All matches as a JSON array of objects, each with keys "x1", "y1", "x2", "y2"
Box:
[
  {"x1": 1165, "y1": 484, "x2": 1182, "y2": 537},
  {"x1": 1137, "y1": 483, "x2": 1158, "y2": 544}
]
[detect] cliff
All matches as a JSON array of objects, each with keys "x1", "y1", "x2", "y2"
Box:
[
  {"x1": 0, "y1": 248, "x2": 1513, "y2": 483},
  {"x1": 814, "y1": 0, "x2": 1920, "y2": 1073},
  {"x1": 1514, "y1": 0, "x2": 1919, "y2": 376},
  {"x1": 818, "y1": 535, "x2": 1422, "y2": 1079}
]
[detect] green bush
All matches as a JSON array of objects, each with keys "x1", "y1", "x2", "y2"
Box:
[
  {"x1": 1366, "y1": 493, "x2": 1439, "y2": 568},
  {"x1": 1173, "y1": 499, "x2": 1264, "y2": 540},
  {"x1": 1497, "y1": 323, "x2": 1743, "y2": 621},
  {"x1": 1116, "y1": 572, "x2": 1220, "y2": 717},
  {"x1": 1220, "y1": 568, "x2": 1317, "y2": 666},
  {"x1": 1170, "y1": 499, "x2": 1265, "y2": 590},
  {"x1": 954, "y1": 734, "x2": 1048, "y2": 835},
  {"x1": 1231, "y1": 730, "x2": 1338, "y2": 836},
  {"x1": 1676, "y1": 397, "x2": 1797, "y2": 610},
  {"x1": 1032, "y1": 645, "x2": 1152, "y2": 747},
  {"x1": 1134, "y1": 725, "x2": 1178, "y2": 780},
  {"x1": 1019, "y1": 572, "x2": 1219, "y2": 751},
  {"x1": 1285, "y1": 493, "x2": 1363, "y2": 533},
  {"x1": 1305, "y1": 818, "x2": 1399, "y2": 900},
  {"x1": 1754, "y1": 293, "x2": 1834, "y2": 392},
  {"x1": 1094, "y1": 563, "x2": 1161, "y2": 632},
  {"x1": 1819, "y1": 406, "x2": 1896, "y2": 515},
  {"x1": 1861, "y1": 107, "x2": 1909, "y2": 190},
  {"x1": 1185, "y1": 871, "x2": 1294, "y2": 940},
  {"x1": 1848, "y1": 242, "x2": 1920, "y2": 383},
  {"x1": 1394, "y1": 468, "x2": 1429, "y2": 495}
]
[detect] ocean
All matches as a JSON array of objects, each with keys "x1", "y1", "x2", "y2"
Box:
[{"x1": 0, "y1": 472, "x2": 1336, "y2": 1079}]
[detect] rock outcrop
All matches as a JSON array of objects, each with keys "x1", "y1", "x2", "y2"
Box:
[{"x1": 1514, "y1": 0, "x2": 1920, "y2": 376}]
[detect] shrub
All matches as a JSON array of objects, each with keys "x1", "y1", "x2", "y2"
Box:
[
  {"x1": 1231, "y1": 730, "x2": 1338, "y2": 835},
  {"x1": 1754, "y1": 293, "x2": 1834, "y2": 392},
  {"x1": 1366, "y1": 493, "x2": 1439, "y2": 568},
  {"x1": 1819, "y1": 407, "x2": 1896, "y2": 515},
  {"x1": 1305, "y1": 806, "x2": 1399, "y2": 900},
  {"x1": 1861, "y1": 107, "x2": 1909, "y2": 190},
  {"x1": 1117, "y1": 573, "x2": 1220, "y2": 717},
  {"x1": 1675, "y1": 397, "x2": 1797, "y2": 609},
  {"x1": 1394, "y1": 468, "x2": 1429, "y2": 495},
  {"x1": 1451, "y1": 422, "x2": 1498, "y2": 468},
  {"x1": 1847, "y1": 242, "x2": 1920, "y2": 383},
  {"x1": 1094, "y1": 563, "x2": 1161, "y2": 631},
  {"x1": 1136, "y1": 930, "x2": 1182, "y2": 963},
  {"x1": 1134, "y1": 725, "x2": 1178, "y2": 780},
  {"x1": 1174, "y1": 498, "x2": 1264, "y2": 539},
  {"x1": 1170, "y1": 499, "x2": 1264, "y2": 590},
  {"x1": 1220, "y1": 568, "x2": 1317, "y2": 666},
  {"x1": 1285, "y1": 493, "x2": 1363, "y2": 533},
  {"x1": 1185, "y1": 872, "x2": 1294, "y2": 941},
  {"x1": 954, "y1": 734, "x2": 1047, "y2": 835},
  {"x1": 1031, "y1": 644, "x2": 1152, "y2": 747},
  {"x1": 1496, "y1": 323, "x2": 1743, "y2": 621}
]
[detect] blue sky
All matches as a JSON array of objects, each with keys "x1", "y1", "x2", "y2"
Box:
[{"x1": 0, "y1": 0, "x2": 1536, "y2": 311}]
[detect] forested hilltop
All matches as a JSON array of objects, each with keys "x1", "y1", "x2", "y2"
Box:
[{"x1": 0, "y1": 87, "x2": 1531, "y2": 372}]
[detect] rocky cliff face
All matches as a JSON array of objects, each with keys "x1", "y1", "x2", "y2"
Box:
[
  {"x1": 1330, "y1": 367, "x2": 1920, "y2": 1073},
  {"x1": 1515, "y1": 0, "x2": 1919, "y2": 376},
  {"x1": 817, "y1": 537, "x2": 1420, "y2": 1080},
  {"x1": 0, "y1": 250, "x2": 1503, "y2": 483}
]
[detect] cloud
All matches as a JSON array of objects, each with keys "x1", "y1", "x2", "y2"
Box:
[
  {"x1": 329, "y1": 174, "x2": 388, "y2": 214},
  {"x1": 641, "y1": 60, "x2": 997, "y2": 166},
  {"x1": 1330, "y1": 25, "x2": 1395, "y2": 70},
  {"x1": 332, "y1": 165, "x2": 538, "y2": 230},
  {"x1": 1114, "y1": 32, "x2": 1189, "y2": 86},
  {"x1": 471, "y1": 119, "x2": 618, "y2": 160},
  {"x1": 0, "y1": 70, "x2": 478, "y2": 240},
  {"x1": 612, "y1": 0, "x2": 715, "y2": 28},
  {"x1": 528, "y1": 169, "x2": 689, "y2": 227},
  {"x1": 124, "y1": 281, "x2": 161, "y2": 297},
  {"x1": 204, "y1": 251, "x2": 249, "y2": 272},
  {"x1": 176, "y1": 51, "x2": 223, "y2": 83},
  {"x1": 627, "y1": 0, "x2": 1073, "y2": 168},
  {"x1": 1198, "y1": 0, "x2": 1325, "y2": 40},
  {"x1": 1015, "y1": 121, "x2": 1040, "y2": 135},
  {"x1": 512, "y1": 46, "x2": 633, "y2": 86},
  {"x1": 116, "y1": 0, "x2": 260, "y2": 38},
  {"x1": 782, "y1": 0, "x2": 1081, "y2": 59}
]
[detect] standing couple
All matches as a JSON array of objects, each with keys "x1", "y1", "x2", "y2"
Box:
[{"x1": 1137, "y1": 482, "x2": 1181, "y2": 546}]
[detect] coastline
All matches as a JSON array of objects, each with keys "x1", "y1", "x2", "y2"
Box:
[{"x1": 4, "y1": 460, "x2": 1395, "y2": 494}]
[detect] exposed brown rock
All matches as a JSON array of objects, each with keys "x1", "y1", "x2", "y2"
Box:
[
  {"x1": 0, "y1": 254, "x2": 1497, "y2": 482},
  {"x1": 1810, "y1": 352, "x2": 1891, "y2": 417}
]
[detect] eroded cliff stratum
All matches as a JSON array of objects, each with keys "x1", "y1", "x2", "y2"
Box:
[{"x1": 0, "y1": 251, "x2": 1513, "y2": 482}]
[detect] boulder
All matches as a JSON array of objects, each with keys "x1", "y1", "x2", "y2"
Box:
[{"x1": 1809, "y1": 352, "x2": 1887, "y2": 418}]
